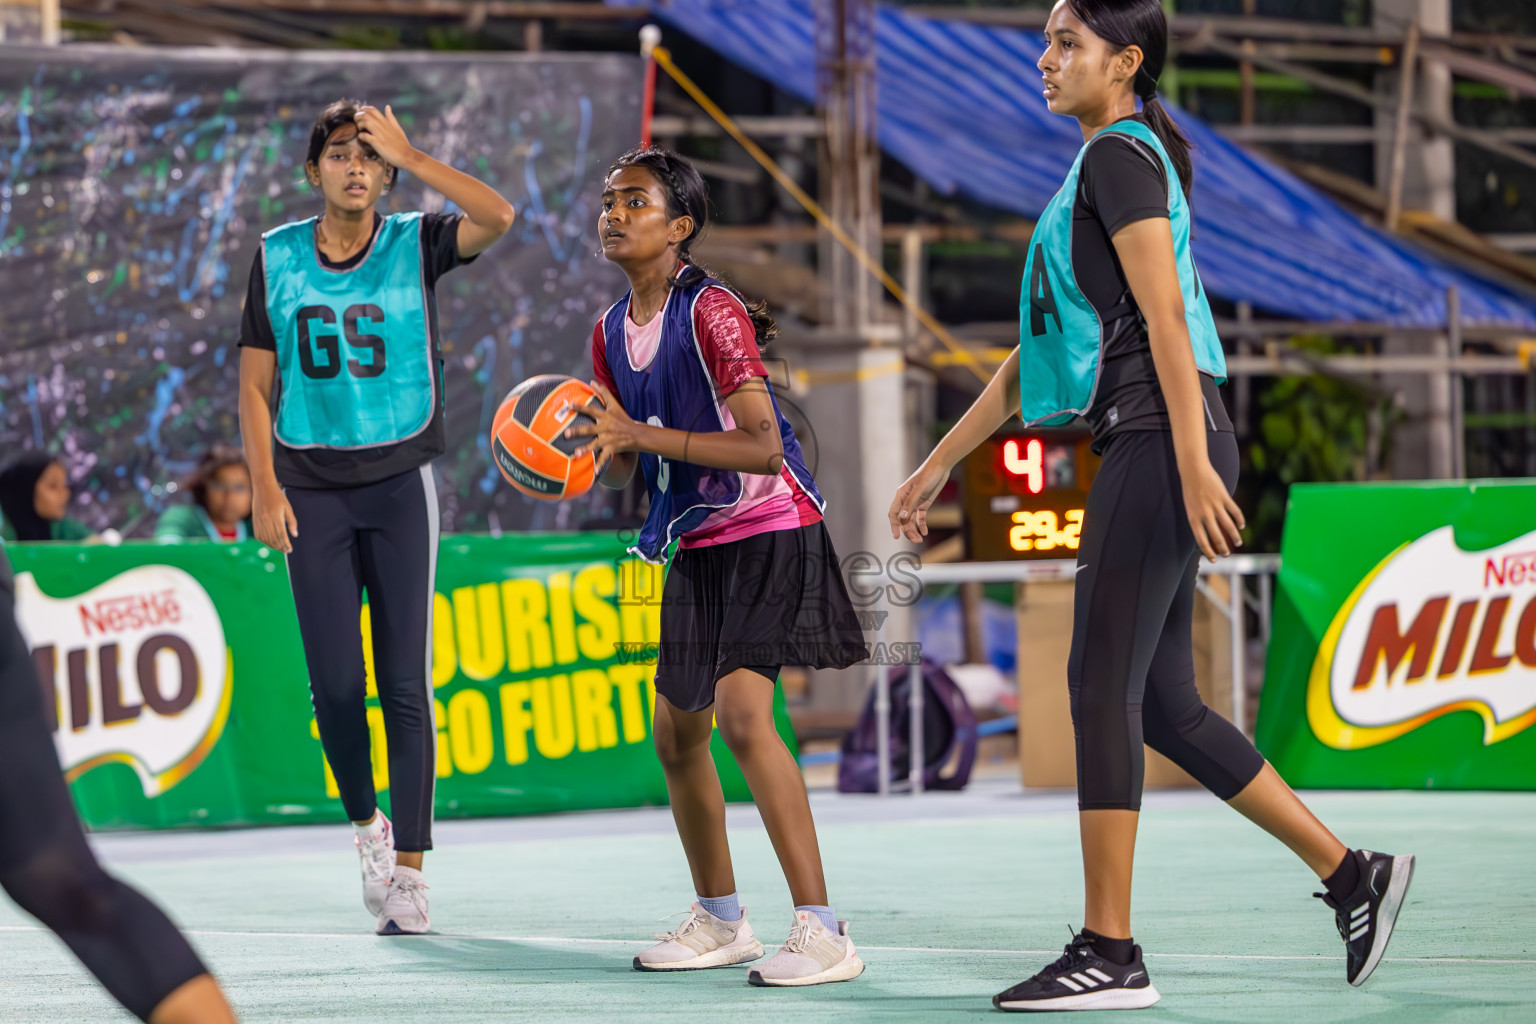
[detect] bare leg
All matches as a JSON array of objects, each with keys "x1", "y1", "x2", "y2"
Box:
[
  {"x1": 149, "y1": 975, "x2": 238, "y2": 1024},
  {"x1": 654, "y1": 695, "x2": 736, "y2": 898},
  {"x1": 1080, "y1": 809, "x2": 1139, "y2": 939},
  {"x1": 1079, "y1": 764, "x2": 1349, "y2": 939},
  {"x1": 1227, "y1": 762, "x2": 1349, "y2": 878},
  {"x1": 715, "y1": 669, "x2": 828, "y2": 908}
]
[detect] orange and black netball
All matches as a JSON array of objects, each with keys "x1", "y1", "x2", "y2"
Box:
[{"x1": 491, "y1": 374, "x2": 604, "y2": 501}]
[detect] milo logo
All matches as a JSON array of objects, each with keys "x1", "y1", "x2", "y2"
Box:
[
  {"x1": 15, "y1": 566, "x2": 232, "y2": 796},
  {"x1": 1308, "y1": 526, "x2": 1536, "y2": 750}
]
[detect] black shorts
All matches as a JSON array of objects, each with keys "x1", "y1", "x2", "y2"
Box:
[{"x1": 655, "y1": 522, "x2": 871, "y2": 713}]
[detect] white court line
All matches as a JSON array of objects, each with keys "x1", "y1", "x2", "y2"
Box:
[{"x1": 1, "y1": 926, "x2": 1530, "y2": 966}]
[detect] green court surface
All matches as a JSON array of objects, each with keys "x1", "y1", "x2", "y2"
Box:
[{"x1": 1, "y1": 785, "x2": 1531, "y2": 1023}]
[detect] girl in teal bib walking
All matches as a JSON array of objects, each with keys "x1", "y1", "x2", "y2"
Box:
[
  {"x1": 891, "y1": 0, "x2": 1413, "y2": 1010},
  {"x1": 238, "y1": 99, "x2": 514, "y2": 935}
]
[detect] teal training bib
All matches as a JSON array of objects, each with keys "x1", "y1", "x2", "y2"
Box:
[
  {"x1": 1017, "y1": 120, "x2": 1226, "y2": 427},
  {"x1": 264, "y1": 212, "x2": 435, "y2": 450}
]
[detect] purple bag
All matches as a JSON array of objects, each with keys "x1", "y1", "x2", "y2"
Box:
[{"x1": 837, "y1": 660, "x2": 978, "y2": 793}]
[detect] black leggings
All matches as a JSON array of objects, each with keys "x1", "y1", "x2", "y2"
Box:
[
  {"x1": 0, "y1": 568, "x2": 208, "y2": 1021},
  {"x1": 1067, "y1": 430, "x2": 1265, "y2": 811},
  {"x1": 285, "y1": 466, "x2": 439, "y2": 852}
]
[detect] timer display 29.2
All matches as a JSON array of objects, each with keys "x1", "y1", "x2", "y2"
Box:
[
  {"x1": 961, "y1": 434, "x2": 1098, "y2": 562},
  {"x1": 1009, "y1": 508, "x2": 1084, "y2": 552}
]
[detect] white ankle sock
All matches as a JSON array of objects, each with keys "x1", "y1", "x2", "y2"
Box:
[
  {"x1": 354, "y1": 814, "x2": 387, "y2": 840},
  {"x1": 393, "y1": 865, "x2": 424, "y2": 885}
]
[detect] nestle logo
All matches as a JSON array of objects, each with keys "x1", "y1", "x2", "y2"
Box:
[
  {"x1": 1312, "y1": 525, "x2": 1536, "y2": 752},
  {"x1": 79, "y1": 591, "x2": 182, "y2": 637},
  {"x1": 1485, "y1": 550, "x2": 1536, "y2": 589}
]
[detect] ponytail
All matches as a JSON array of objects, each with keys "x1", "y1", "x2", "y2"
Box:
[
  {"x1": 670, "y1": 262, "x2": 780, "y2": 347},
  {"x1": 608, "y1": 146, "x2": 779, "y2": 347},
  {"x1": 1138, "y1": 89, "x2": 1193, "y2": 204},
  {"x1": 1071, "y1": 0, "x2": 1194, "y2": 204}
]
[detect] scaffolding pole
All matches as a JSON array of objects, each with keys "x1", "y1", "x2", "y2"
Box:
[{"x1": 815, "y1": 0, "x2": 880, "y2": 333}]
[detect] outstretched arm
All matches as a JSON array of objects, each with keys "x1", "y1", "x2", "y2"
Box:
[
  {"x1": 888, "y1": 346, "x2": 1020, "y2": 543},
  {"x1": 354, "y1": 104, "x2": 515, "y2": 258}
]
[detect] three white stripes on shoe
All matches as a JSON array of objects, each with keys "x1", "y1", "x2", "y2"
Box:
[
  {"x1": 344, "y1": 827, "x2": 1412, "y2": 1002},
  {"x1": 1055, "y1": 968, "x2": 1115, "y2": 992}
]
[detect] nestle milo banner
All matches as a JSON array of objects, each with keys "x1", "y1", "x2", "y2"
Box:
[
  {"x1": 6, "y1": 535, "x2": 795, "y2": 830},
  {"x1": 1257, "y1": 481, "x2": 1536, "y2": 789}
]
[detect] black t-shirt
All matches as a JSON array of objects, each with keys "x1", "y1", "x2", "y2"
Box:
[
  {"x1": 238, "y1": 212, "x2": 474, "y2": 489},
  {"x1": 1071, "y1": 116, "x2": 1232, "y2": 449}
]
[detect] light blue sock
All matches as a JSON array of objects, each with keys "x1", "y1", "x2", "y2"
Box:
[
  {"x1": 795, "y1": 905, "x2": 839, "y2": 933},
  {"x1": 697, "y1": 892, "x2": 741, "y2": 922}
]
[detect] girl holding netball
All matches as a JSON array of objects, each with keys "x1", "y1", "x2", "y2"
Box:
[
  {"x1": 891, "y1": 0, "x2": 1413, "y2": 1011},
  {"x1": 571, "y1": 147, "x2": 869, "y2": 987},
  {"x1": 238, "y1": 99, "x2": 513, "y2": 935}
]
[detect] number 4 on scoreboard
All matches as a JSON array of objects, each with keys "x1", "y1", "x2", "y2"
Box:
[{"x1": 1003, "y1": 438, "x2": 1044, "y2": 495}]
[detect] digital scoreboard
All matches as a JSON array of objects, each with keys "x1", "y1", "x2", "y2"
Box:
[{"x1": 960, "y1": 432, "x2": 1100, "y2": 561}]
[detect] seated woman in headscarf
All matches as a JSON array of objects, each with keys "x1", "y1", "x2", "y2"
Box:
[
  {"x1": 155, "y1": 446, "x2": 253, "y2": 543},
  {"x1": 0, "y1": 453, "x2": 94, "y2": 543}
]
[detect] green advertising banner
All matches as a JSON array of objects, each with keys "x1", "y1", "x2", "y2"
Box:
[
  {"x1": 7, "y1": 534, "x2": 797, "y2": 831},
  {"x1": 1256, "y1": 480, "x2": 1536, "y2": 790}
]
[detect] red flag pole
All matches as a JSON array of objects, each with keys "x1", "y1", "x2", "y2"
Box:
[{"x1": 639, "y1": 24, "x2": 661, "y2": 146}]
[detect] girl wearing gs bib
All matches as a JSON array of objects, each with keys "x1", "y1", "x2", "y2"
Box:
[
  {"x1": 573, "y1": 148, "x2": 869, "y2": 988},
  {"x1": 237, "y1": 99, "x2": 513, "y2": 936},
  {"x1": 891, "y1": 1, "x2": 1413, "y2": 1011}
]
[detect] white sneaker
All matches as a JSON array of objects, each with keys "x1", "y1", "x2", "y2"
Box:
[
  {"x1": 748, "y1": 912, "x2": 865, "y2": 987},
  {"x1": 375, "y1": 867, "x2": 430, "y2": 935},
  {"x1": 633, "y1": 903, "x2": 765, "y2": 971},
  {"x1": 354, "y1": 814, "x2": 395, "y2": 916}
]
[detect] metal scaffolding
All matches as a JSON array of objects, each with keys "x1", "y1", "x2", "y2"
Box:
[{"x1": 814, "y1": 0, "x2": 880, "y2": 334}]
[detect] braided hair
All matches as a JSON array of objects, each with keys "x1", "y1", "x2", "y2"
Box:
[{"x1": 606, "y1": 146, "x2": 779, "y2": 346}]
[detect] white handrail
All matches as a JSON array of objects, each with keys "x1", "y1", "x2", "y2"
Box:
[
  {"x1": 870, "y1": 554, "x2": 1283, "y2": 796},
  {"x1": 909, "y1": 554, "x2": 1280, "y2": 585}
]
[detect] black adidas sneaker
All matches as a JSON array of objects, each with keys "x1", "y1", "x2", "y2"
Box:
[
  {"x1": 993, "y1": 931, "x2": 1159, "y2": 1012},
  {"x1": 1315, "y1": 849, "x2": 1415, "y2": 986}
]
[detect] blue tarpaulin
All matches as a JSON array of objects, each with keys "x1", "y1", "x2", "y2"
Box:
[{"x1": 619, "y1": 0, "x2": 1536, "y2": 329}]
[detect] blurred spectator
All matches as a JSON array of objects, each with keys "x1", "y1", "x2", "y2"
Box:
[
  {"x1": 0, "y1": 453, "x2": 95, "y2": 543},
  {"x1": 155, "y1": 446, "x2": 253, "y2": 543}
]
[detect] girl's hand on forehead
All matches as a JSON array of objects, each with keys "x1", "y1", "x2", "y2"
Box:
[{"x1": 353, "y1": 104, "x2": 415, "y2": 168}]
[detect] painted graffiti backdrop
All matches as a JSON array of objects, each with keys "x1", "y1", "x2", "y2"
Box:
[{"x1": 0, "y1": 46, "x2": 638, "y2": 535}]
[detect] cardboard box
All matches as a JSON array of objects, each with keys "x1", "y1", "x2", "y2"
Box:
[{"x1": 1015, "y1": 577, "x2": 1233, "y2": 791}]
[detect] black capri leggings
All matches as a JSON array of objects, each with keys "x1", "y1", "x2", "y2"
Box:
[
  {"x1": 1067, "y1": 429, "x2": 1265, "y2": 811},
  {"x1": 0, "y1": 561, "x2": 208, "y2": 1021},
  {"x1": 285, "y1": 465, "x2": 440, "y2": 852}
]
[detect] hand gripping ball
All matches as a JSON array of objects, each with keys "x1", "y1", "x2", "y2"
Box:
[{"x1": 491, "y1": 375, "x2": 605, "y2": 501}]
